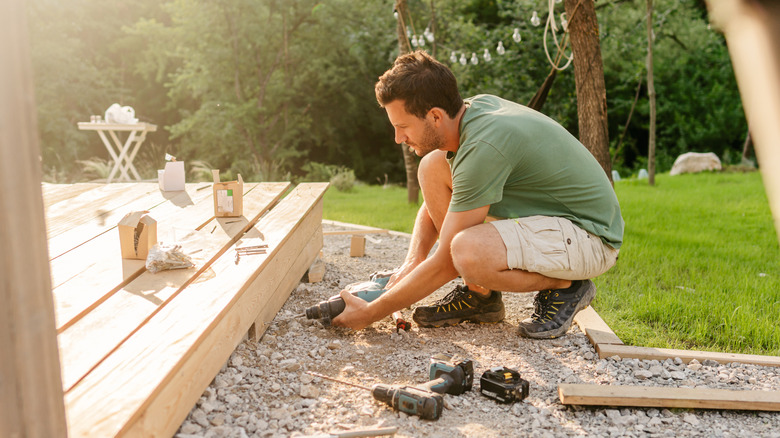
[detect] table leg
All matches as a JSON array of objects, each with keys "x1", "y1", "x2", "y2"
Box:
[{"x1": 98, "y1": 130, "x2": 122, "y2": 183}]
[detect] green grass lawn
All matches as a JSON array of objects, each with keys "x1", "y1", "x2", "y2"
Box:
[{"x1": 323, "y1": 172, "x2": 780, "y2": 356}]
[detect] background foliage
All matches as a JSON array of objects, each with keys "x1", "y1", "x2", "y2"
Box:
[{"x1": 29, "y1": 0, "x2": 747, "y2": 183}]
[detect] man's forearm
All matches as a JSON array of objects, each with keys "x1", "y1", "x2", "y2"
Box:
[
  {"x1": 364, "y1": 250, "x2": 459, "y2": 322},
  {"x1": 404, "y1": 202, "x2": 439, "y2": 264}
]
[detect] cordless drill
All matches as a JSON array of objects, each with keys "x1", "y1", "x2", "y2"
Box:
[
  {"x1": 304, "y1": 270, "x2": 394, "y2": 325},
  {"x1": 419, "y1": 353, "x2": 474, "y2": 395},
  {"x1": 307, "y1": 371, "x2": 444, "y2": 420}
]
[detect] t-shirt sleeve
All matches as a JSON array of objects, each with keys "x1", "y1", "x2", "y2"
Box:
[{"x1": 449, "y1": 141, "x2": 512, "y2": 212}]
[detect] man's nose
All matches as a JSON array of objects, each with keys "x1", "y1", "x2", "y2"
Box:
[{"x1": 394, "y1": 129, "x2": 407, "y2": 144}]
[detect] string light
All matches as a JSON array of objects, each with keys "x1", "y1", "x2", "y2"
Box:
[
  {"x1": 512, "y1": 28, "x2": 522, "y2": 43},
  {"x1": 496, "y1": 41, "x2": 505, "y2": 55},
  {"x1": 482, "y1": 48, "x2": 492, "y2": 62},
  {"x1": 470, "y1": 52, "x2": 479, "y2": 65},
  {"x1": 531, "y1": 11, "x2": 541, "y2": 27},
  {"x1": 424, "y1": 27, "x2": 435, "y2": 43},
  {"x1": 450, "y1": 51, "x2": 458, "y2": 63},
  {"x1": 459, "y1": 53, "x2": 467, "y2": 65}
]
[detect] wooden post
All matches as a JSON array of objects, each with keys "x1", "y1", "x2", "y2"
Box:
[
  {"x1": 706, "y1": 0, "x2": 780, "y2": 245},
  {"x1": 0, "y1": 1, "x2": 68, "y2": 436}
]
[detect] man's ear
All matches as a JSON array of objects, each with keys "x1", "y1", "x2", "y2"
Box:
[{"x1": 428, "y1": 107, "x2": 445, "y2": 124}]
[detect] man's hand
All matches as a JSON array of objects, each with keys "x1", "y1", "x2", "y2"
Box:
[
  {"x1": 385, "y1": 260, "x2": 418, "y2": 289},
  {"x1": 331, "y1": 289, "x2": 376, "y2": 330}
]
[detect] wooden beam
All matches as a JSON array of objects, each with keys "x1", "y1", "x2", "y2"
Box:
[
  {"x1": 323, "y1": 229, "x2": 389, "y2": 236},
  {"x1": 559, "y1": 383, "x2": 780, "y2": 411},
  {"x1": 0, "y1": 0, "x2": 67, "y2": 435},
  {"x1": 707, "y1": 0, "x2": 780, "y2": 244},
  {"x1": 64, "y1": 183, "x2": 328, "y2": 437},
  {"x1": 574, "y1": 306, "x2": 624, "y2": 347},
  {"x1": 596, "y1": 343, "x2": 780, "y2": 368}
]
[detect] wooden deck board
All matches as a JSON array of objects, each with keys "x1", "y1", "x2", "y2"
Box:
[
  {"x1": 44, "y1": 183, "x2": 159, "y2": 241},
  {"x1": 62, "y1": 182, "x2": 327, "y2": 437},
  {"x1": 57, "y1": 184, "x2": 290, "y2": 392},
  {"x1": 42, "y1": 182, "x2": 104, "y2": 208},
  {"x1": 49, "y1": 183, "x2": 287, "y2": 332}
]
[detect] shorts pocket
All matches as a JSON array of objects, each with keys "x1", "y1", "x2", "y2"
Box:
[{"x1": 517, "y1": 216, "x2": 572, "y2": 273}]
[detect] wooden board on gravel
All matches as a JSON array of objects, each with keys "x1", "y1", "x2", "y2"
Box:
[{"x1": 559, "y1": 383, "x2": 780, "y2": 411}]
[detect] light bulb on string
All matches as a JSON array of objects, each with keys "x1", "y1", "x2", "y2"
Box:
[
  {"x1": 496, "y1": 41, "x2": 505, "y2": 55},
  {"x1": 394, "y1": 11, "x2": 398, "y2": 19},
  {"x1": 459, "y1": 53, "x2": 467, "y2": 65},
  {"x1": 450, "y1": 51, "x2": 458, "y2": 63},
  {"x1": 512, "y1": 28, "x2": 522, "y2": 43},
  {"x1": 406, "y1": 28, "x2": 411, "y2": 38},
  {"x1": 411, "y1": 35, "x2": 419, "y2": 47},
  {"x1": 424, "y1": 27, "x2": 435, "y2": 43},
  {"x1": 483, "y1": 48, "x2": 491, "y2": 62},
  {"x1": 531, "y1": 11, "x2": 541, "y2": 27},
  {"x1": 418, "y1": 34, "x2": 425, "y2": 47},
  {"x1": 470, "y1": 52, "x2": 479, "y2": 65}
]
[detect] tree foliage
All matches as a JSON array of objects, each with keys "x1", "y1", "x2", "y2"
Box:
[{"x1": 29, "y1": 0, "x2": 746, "y2": 183}]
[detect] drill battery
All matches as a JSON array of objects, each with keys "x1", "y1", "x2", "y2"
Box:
[{"x1": 479, "y1": 366, "x2": 529, "y2": 404}]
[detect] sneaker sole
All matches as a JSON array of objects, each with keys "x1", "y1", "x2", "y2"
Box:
[
  {"x1": 518, "y1": 281, "x2": 596, "y2": 339},
  {"x1": 414, "y1": 309, "x2": 506, "y2": 328}
]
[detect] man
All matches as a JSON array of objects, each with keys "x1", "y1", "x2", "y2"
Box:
[{"x1": 332, "y1": 51, "x2": 623, "y2": 339}]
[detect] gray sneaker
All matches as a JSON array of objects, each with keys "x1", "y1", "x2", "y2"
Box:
[{"x1": 518, "y1": 280, "x2": 595, "y2": 339}]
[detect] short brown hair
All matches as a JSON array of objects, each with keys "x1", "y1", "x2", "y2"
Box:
[{"x1": 375, "y1": 50, "x2": 463, "y2": 119}]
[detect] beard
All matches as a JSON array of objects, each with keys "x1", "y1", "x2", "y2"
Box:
[{"x1": 405, "y1": 120, "x2": 444, "y2": 157}]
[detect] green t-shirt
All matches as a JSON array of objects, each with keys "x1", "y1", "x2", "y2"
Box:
[{"x1": 448, "y1": 95, "x2": 624, "y2": 249}]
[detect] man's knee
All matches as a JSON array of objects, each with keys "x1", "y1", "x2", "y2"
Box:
[
  {"x1": 418, "y1": 150, "x2": 450, "y2": 186},
  {"x1": 451, "y1": 229, "x2": 481, "y2": 275}
]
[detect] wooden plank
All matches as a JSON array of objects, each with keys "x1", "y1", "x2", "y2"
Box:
[
  {"x1": 48, "y1": 183, "x2": 284, "y2": 331},
  {"x1": 42, "y1": 183, "x2": 104, "y2": 208},
  {"x1": 0, "y1": 1, "x2": 67, "y2": 435},
  {"x1": 57, "y1": 183, "x2": 290, "y2": 391},
  {"x1": 574, "y1": 306, "x2": 623, "y2": 347},
  {"x1": 139, "y1": 220, "x2": 323, "y2": 436},
  {"x1": 323, "y1": 229, "x2": 389, "y2": 235},
  {"x1": 47, "y1": 183, "x2": 215, "y2": 259},
  {"x1": 64, "y1": 183, "x2": 327, "y2": 437},
  {"x1": 596, "y1": 344, "x2": 780, "y2": 368},
  {"x1": 558, "y1": 383, "x2": 780, "y2": 411},
  {"x1": 44, "y1": 183, "x2": 159, "y2": 240},
  {"x1": 249, "y1": 227, "x2": 323, "y2": 340}
]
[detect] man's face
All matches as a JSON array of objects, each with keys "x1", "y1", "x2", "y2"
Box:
[{"x1": 385, "y1": 100, "x2": 443, "y2": 157}]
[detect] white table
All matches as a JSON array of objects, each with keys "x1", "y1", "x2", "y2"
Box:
[{"x1": 77, "y1": 122, "x2": 157, "y2": 183}]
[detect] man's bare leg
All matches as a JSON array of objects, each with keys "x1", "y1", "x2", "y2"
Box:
[{"x1": 450, "y1": 223, "x2": 571, "y2": 293}]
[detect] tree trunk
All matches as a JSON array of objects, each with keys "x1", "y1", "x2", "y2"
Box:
[
  {"x1": 647, "y1": 0, "x2": 657, "y2": 186},
  {"x1": 564, "y1": 0, "x2": 612, "y2": 183},
  {"x1": 395, "y1": 0, "x2": 420, "y2": 204}
]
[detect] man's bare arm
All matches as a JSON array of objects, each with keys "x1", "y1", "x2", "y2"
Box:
[{"x1": 332, "y1": 205, "x2": 490, "y2": 330}]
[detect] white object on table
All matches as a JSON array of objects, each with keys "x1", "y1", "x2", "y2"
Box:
[{"x1": 77, "y1": 121, "x2": 157, "y2": 183}]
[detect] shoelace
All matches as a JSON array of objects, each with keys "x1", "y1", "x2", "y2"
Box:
[
  {"x1": 434, "y1": 286, "x2": 474, "y2": 312},
  {"x1": 531, "y1": 290, "x2": 564, "y2": 322}
]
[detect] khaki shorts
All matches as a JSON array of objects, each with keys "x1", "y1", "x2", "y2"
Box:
[{"x1": 490, "y1": 215, "x2": 619, "y2": 280}]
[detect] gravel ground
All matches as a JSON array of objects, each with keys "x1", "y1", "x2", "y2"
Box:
[{"x1": 176, "y1": 224, "x2": 780, "y2": 438}]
